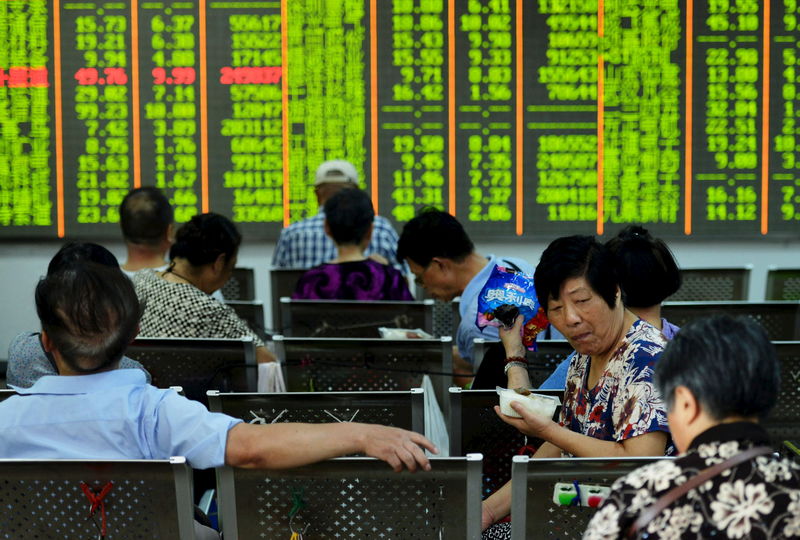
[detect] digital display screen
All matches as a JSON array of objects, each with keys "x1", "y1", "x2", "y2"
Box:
[{"x1": 0, "y1": 0, "x2": 798, "y2": 240}]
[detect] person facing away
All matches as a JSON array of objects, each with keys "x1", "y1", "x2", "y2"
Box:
[
  {"x1": 6, "y1": 242, "x2": 151, "y2": 388},
  {"x1": 539, "y1": 224, "x2": 683, "y2": 390},
  {"x1": 584, "y1": 315, "x2": 799, "y2": 539},
  {"x1": 292, "y1": 188, "x2": 413, "y2": 301},
  {"x1": 119, "y1": 186, "x2": 174, "y2": 276},
  {"x1": 133, "y1": 212, "x2": 274, "y2": 364},
  {"x1": 396, "y1": 208, "x2": 535, "y2": 383},
  {"x1": 271, "y1": 159, "x2": 403, "y2": 270},
  {"x1": 0, "y1": 260, "x2": 437, "y2": 472}
]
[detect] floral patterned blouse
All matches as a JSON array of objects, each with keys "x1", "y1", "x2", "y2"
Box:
[
  {"x1": 584, "y1": 422, "x2": 800, "y2": 539},
  {"x1": 560, "y1": 319, "x2": 672, "y2": 457}
]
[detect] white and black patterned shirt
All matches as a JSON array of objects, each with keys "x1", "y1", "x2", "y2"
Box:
[
  {"x1": 133, "y1": 270, "x2": 264, "y2": 347},
  {"x1": 584, "y1": 422, "x2": 800, "y2": 539}
]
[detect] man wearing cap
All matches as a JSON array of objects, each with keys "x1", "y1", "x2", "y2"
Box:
[{"x1": 271, "y1": 160, "x2": 403, "y2": 270}]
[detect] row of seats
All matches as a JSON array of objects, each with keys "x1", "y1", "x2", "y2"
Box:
[{"x1": 0, "y1": 452, "x2": 672, "y2": 539}]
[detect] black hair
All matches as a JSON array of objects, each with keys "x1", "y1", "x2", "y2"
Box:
[
  {"x1": 654, "y1": 315, "x2": 779, "y2": 421},
  {"x1": 396, "y1": 208, "x2": 474, "y2": 266},
  {"x1": 47, "y1": 242, "x2": 119, "y2": 275},
  {"x1": 606, "y1": 225, "x2": 682, "y2": 308},
  {"x1": 533, "y1": 235, "x2": 618, "y2": 312},
  {"x1": 120, "y1": 187, "x2": 174, "y2": 247},
  {"x1": 36, "y1": 262, "x2": 143, "y2": 373},
  {"x1": 324, "y1": 188, "x2": 374, "y2": 245},
  {"x1": 169, "y1": 213, "x2": 241, "y2": 267}
]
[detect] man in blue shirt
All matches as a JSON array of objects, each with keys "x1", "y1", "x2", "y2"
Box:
[
  {"x1": 0, "y1": 261, "x2": 436, "y2": 473},
  {"x1": 272, "y1": 160, "x2": 403, "y2": 270},
  {"x1": 396, "y1": 210, "x2": 534, "y2": 384}
]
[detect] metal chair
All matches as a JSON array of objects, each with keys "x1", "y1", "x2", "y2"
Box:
[
  {"x1": 668, "y1": 267, "x2": 751, "y2": 301},
  {"x1": 766, "y1": 268, "x2": 800, "y2": 300},
  {"x1": 273, "y1": 336, "x2": 453, "y2": 414},
  {"x1": 226, "y1": 300, "x2": 269, "y2": 342},
  {"x1": 661, "y1": 301, "x2": 800, "y2": 341},
  {"x1": 278, "y1": 298, "x2": 435, "y2": 337},
  {"x1": 269, "y1": 268, "x2": 308, "y2": 333},
  {"x1": 207, "y1": 388, "x2": 425, "y2": 435},
  {"x1": 472, "y1": 339, "x2": 573, "y2": 388},
  {"x1": 449, "y1": 388, "x2": 562, "y2": 499},
  {"x1": 216, "y1": 455, "x2": 483, "y2": 539},
  {"x1": 0, "y1": 457, "x2": 196, "y2": 539},
  {"x1": 765, "y1": 342, "x2": 800, "y2": 448},
  {"x1": 510, "y1": 456, "x2": 672, "y2": 540},
  {"x1": 220, "y1": 267, "x2": 256, "y2": 301},
  {"x1": 126, "y1": 337, "x2": 257, "y2": 404}
]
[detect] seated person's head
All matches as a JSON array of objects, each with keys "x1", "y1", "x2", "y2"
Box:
[
  {"x1": 120, "y1": 187, "x2": 173, "y2": 249},
  {"x1": 534, "y1": 235, "x2": 621, "y2": 355},
  {"x1": 396, "y1": 209, "x2": 474, "y2": 301},
  {"x1": 323, "y1": 188, "x2": 375, "y2": 249},
  {"x1": 314, "y1": 160, "x2": 359, "y2": 205},
  {"x1": 170, "y1": 213, "x2": 241, "y2": 293},
  {"x1": 654, "y1": 315, "x2": 779, "y2": 453},
  {"x1": 606, "y1": 225, "x2": 681, "y2": 308},
  {"x1": 36, "y1": 261, "x2": 142, "y2": 375},
  {"x1": 47, "y1": 242, "x2": 119, "y2": 275}
]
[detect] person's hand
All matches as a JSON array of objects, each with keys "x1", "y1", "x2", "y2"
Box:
[
  {"x1": 494, "y1": 401, "x2": 555, "y2": 439},
  {"x1": 499, "y1": 314, "x2": 526, "y2": 358},
  {"x1": 360, "y1": 425, "x2": 438, "y2": 472}
]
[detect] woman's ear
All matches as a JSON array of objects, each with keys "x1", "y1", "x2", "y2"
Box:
[
  {"x1": 212, "y1": 253, "x2": 227, "y2": 274},
  {"x1": 40, "y1": 330, "x2": 54, "y2": 353},
  {"x1": 672, "y1": 385, "x2": 701, "y2": 426}
]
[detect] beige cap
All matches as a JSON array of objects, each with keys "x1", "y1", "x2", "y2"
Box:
[{"x1": 314, "y1": 160, "x2": 359, "y2": 186}]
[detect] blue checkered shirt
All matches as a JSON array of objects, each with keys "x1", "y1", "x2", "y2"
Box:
[{"x1": 272, "y1": 211, "x2": 403, "y2": 270}]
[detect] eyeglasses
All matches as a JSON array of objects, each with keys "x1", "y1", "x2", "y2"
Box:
[{"x1": 413, "y1": 263, "x2": 433, "y2": 287}]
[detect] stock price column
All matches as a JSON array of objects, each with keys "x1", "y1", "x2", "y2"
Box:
[
  {"x1": 600, "y1": 1, "x2": 683, "y2": 230},
  {"x1": 0, "y1": 0, "x2": 53, "y2": 234},
  {"x1": 139, "y1": 2, "x2": 202, "y2": 223},
  {"x1": 285, "y1": 0, "x2": 367, "y2": 221},
  {"x1": 454, "y1": 0, "x2": 516, "y2": 234},
  {"x1": 523, "y1": 0, "x2": 598, "y2": 235},
  {"x1": 375, "y1": 0, "x2": 448, "y2": 223},
  {"x1": 206, "y1": 3, "x2": 284, "y2": 231},
  {"x1": 693, "y1": 0, "x2": 762, "y2": 234},
  {"x1": 768, "y1": 0, "x2": 800, "y2": 232},
  {"x1": 60, "y1": 1, "x2": 132, "y2": 231}
]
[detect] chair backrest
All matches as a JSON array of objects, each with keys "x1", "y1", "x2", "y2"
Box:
[
  {"x1": 510, "y1": 456, "x2": 672, "y2": 540},
  {"x1": 766, "y1": 268, "x2": 800, "y2": 300},
  {"x1": 126, "y1": 337, "x2": 257, "y2": 404},
  {"x1": 279, "y1": 298, "x2": 435, "y2": 337},
  {"x1": 0, "y1": 457, "x2": 196, "y2": 540},
  {"x1": 216, "y1": 455, "x2": 483, "y2": 539},
  {"x1": 207, "y1": 389, "x2": 425, "y2": 435},
  {"x1": 765, "y1": 341, "x2": 800, "y2": 448},
  {"x1": 472, "y1": 339, "x2": 573, "y2": 387},
  {"x1": 221, "y1": 267, "x2": 256, "y2": 301},
  {"x1": 0, "y1": 389, "x2": 16, "y2": 402},
  {"x1": 273, "y1": 336, "x2": 453, "y2": 413},
  {"x1": 269, "y1": 268, "x2": 308, "y2": 332},
  {"x1": 226, "y1": 300, "x2": 269, "y2": 342},
  {"x1": 661, "y1": 301, "x2": 800, "y2": 340},
  {"x1": 449, "y1": 388, "x2": 563, "y2": 498},
  {"x1": 668, "y1": 267, "x2": 751, "y2": 301}
]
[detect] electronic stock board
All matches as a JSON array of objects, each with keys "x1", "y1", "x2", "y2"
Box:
[{"x1": 1, "y1": 0, "x2": 799, "y2": 240}]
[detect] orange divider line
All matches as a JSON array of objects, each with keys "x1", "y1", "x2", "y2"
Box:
[
  {"x1": 515, "y1": 0, "x2": 523, "y2": 236},
  {"x1": 53, "y1": 0, "x2": 65, "y2": 237},
  {"x1": 370, "y1": 0, "x2": 378, "y2": 212},
  {"x1": 684, "y1": 0, "x2": 693, "y2": 235},
  {"x1": 596, "y1": 0, "x2": 604, "y2": 235},
  {"x1": 131, "y1": 0, "x2": 141, "y2": 188},
  {"x1": 281, "y1": 0, "x2": 290, "y2": 227},
  {"x1": 448, "y1": 0, "x2": 455, "y2": 214},
  {"x1": 198, "y1": 0, "x2": 209, "y2": 211},
  {"x1": 761, "y1": 0, "x2": 771, "y2": 235}
]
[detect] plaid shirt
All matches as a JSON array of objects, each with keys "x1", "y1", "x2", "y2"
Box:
[{"x1": 271, "y1": 211, "x2": 403, "y2": 270}]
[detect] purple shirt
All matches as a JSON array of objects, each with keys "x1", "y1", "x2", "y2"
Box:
[{"x1": 292, "y1": 259, "x2": 413, "y2": 301}]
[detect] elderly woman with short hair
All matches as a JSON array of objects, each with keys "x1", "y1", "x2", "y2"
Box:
[
  {"x1": 481, "y1": 235, "x2": 673, "y2": 538},
  {"x1": 584, "y1": 315, "x2": 800, "y2": 539}
]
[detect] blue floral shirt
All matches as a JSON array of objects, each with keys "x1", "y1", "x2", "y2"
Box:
[{"x1": 559, "y1": 319, "x2": 673, "y2": 456}]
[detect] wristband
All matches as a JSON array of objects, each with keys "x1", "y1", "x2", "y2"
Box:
[
  {"x1": 504, "y1": 361, "x2": 527, "y2": 375},
  {"x1": 504, "y1": 355, "x2": 527, "y2": 365}
]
